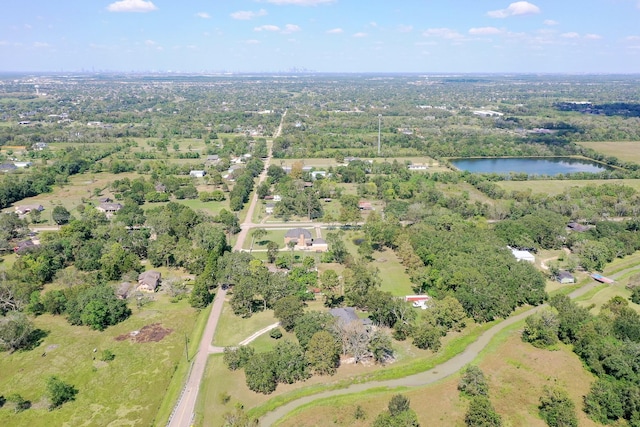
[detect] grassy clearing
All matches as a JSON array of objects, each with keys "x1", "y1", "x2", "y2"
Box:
[
  {"x1": 212, "y1": 304, "x2": 279, "y2": 347},
  {"x1": 374, "y1": 249, "x2": 414, "y2": 297},
  {"x1": 276, "y1": 325, "x2": 598, "y2": 427},
  {"x1": 576, "y1": 141, "x2": 640, "y2": 164},
  {"x1": 497, "y1": 179, "x2": 640, "y2": 195},
  {"x1": 0, "y1": 294, "x2": 201, "y2": 427}
]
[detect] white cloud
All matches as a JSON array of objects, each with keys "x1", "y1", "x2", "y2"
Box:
[
  {"x1": 397, "y1": 25, "x2": 413, "y2": 33},
  {"x1": 195, "y1": 12, "x2": 210, "y2": 19},
  {"x1": 469, "y1": 27, "x2": 502, "y2": 35},
  {"x1": 0, "y1": 40, "x2": 9, "y2": 46},
  {"x1": 231, "y1": 9, "x2": 267, "y2": 20},
  {"x1": 326, "y1": 28, "x2": 343, "y2": 34},
  {"x1": 254, "y1": 25, "x2": 280, "y2": 32},
  {"x1": 353, "y1": 32, "x2": 368, "y2": 38},
  {"x1": 584, "y1": 34, "x2": 602, "y2": 40},
  {"x1": 33, "y1": 41, "x2": 50, "y2": 48},
  {"x1": 626, "y1": 35, "x2": 640, "y2": 41},
  {"x1": 488, "y1": 1, "x2": 540, "y2": 18},
  {"x1": 561, "y1": 32, "x2": 580, "y2": 38},
  {"x1": 282, "y1": 24, "x2": 301, "y2": 34},
  {"x1": 263, "y1": 0, "x2": 335, "y2": 5},
  {"x1": 245, "y1": 39, "x2": 261, "y2": 44},
  {"x1": 423, "y1": 28, "x2": 464, "y2": 40},
  {"x1": 144, "y1": 39, "x2": 156, "y2": 46},
  {"x1": 543, "y1": 19, "x2": 559, "y2": 26},
  {"x1": 106, "y1": 0, "x2": 157, "y2": 13}
]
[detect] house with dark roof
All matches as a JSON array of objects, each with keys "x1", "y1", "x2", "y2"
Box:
[
  {"x1": 116, "y1": 282, "x2": 132, "y2": 300},
  {"x1": 0, "y1": 163, "x2": 18, "y2": 172},
  {"x1": 557, "y1": 270, "x2": 576, "y2": 284},
  {"x1": 329, "y1": 307, "x2": 372, "y2": 326},
  {"x1": 283, "y1": 228, "x2": 329, "y2": 252}
]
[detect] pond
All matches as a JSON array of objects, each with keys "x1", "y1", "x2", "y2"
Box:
[{"x1": 450, "y1": 157, "x2": 611, "y2": 175}]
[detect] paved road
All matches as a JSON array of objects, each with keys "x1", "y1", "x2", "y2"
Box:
[
  {"x1": 167, "y1": 287, "x2": 227, "y2": 427},
  {"x1": 168, "y1": 110, "x2": 285, "y2": 427},
  {"x1": 259, "y1": 269, "x2": 636, "y2": 426}
]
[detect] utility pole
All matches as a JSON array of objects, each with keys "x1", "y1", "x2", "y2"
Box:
[{"x1": 377, "y1": 114, "x2": 382, "y2": 155}]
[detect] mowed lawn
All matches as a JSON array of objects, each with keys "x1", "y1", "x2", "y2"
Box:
[
  {"x1": 577, "y1": 141, "x2": 640, "y2": 164},
  {"x1": 0, "y1": 295, "x2": 202, "y2": 426},
  {"x1": 497, "y1": 178, "x2": 640, "y2": 195},
  {"x1": 276, "y1": 329, "x2": 598, "y2": 427}
]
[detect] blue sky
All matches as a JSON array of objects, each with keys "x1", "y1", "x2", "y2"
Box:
[{"x1": 1, "y1": 0, "x2": 640, "y2": 73}]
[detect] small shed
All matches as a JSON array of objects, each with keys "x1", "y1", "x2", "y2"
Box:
[{"x1": 556, "y1": 271, "x2": 575, "y2": 284}]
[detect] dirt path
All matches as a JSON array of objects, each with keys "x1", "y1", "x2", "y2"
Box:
[
  {"x1": 209, "y1": 322, "x2": 280, "y2": 354},
  {"x1": 259, "y1": 271, "x2": 632, "y2": 426}
]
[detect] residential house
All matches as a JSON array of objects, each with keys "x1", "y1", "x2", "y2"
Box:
[
  {"x1": 15, "y1": 204, "x2": 44, "y2": 217},
  {"x1": 189, "y1": 170, "x2": 206, "y2": 178},
  {"x1": 408, "y1": 164, "x2": 428, "y2": 171},
  {"x1": 273, "y1": 195, "x2": 282, "y2": 202},
  {"x1": 283, "y1": 228, "x2": 329, "y2": 252},
  {"x1": 265, "y1": 203, "x2": 275, "y2": 214},
  {"x1": 206, "y1": 155, "x2": 220, "y2": 165},
  {"x1": 97, "y1": 202, "x2": 123, "y2": 216},
  {"x1": 329, "y1": 307, "x2": 372, "y2": 326},
  {"x1": 154, "y1": 183, "x2": 166, "y2": 193},
  {"x1": 13, "y1": 239, "x2": 38, "y2": 254},
  {"x1": 557, "y1": 271, "x2": 576, "y2": 284},
  {"x1": 98, "y1": 197, "x2": 112, "y2": 203},
  {"x1": 358, "y1": 201, "x2": 373, "y2": 210},
  {"x1": 13, "y1": 161, "x2": 32, "y2": 168},
  {"x1": 137, "y1": 270, "x2": 162, "y2": 293},
  {"x1": 32, "y1": 142, "x2": 48, "y2": 150}
]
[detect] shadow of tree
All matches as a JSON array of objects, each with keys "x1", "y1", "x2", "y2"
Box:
[{"x1": 21, "y1": 328, "x2": 49, "y2": 352}]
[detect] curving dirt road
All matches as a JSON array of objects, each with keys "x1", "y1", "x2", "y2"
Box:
[{"x1": 259, "y1": 269, "x2": 636, "y2": 426}]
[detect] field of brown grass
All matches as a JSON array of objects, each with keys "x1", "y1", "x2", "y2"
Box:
[
  {"x1": 577, "y1": 141, "x2": 640, "y2": 164},
  {"x1": 497, "y1": 178, "x2": 640, "y2": 195},
  {"x1": 277, "y1": 331, "x2": 597, "y2": 427}
]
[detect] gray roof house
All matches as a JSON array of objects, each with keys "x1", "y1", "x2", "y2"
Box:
[{"x1": 329, "y1": 307, "x2": 372, "y2": 326}]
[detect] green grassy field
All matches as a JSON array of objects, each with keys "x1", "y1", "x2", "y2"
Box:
[
  {"x1": 576, "y1": 141, "x2": 640, "y2": 164},
  {"x1": 497, "y1": 178, "x2": 640, "y2": 195},
  {"x1": 375, "y1": 249, "x2": 414, "y2": 297},
  {"x1": 0, "y1": 294, "x2": 203, "y2": 426},
  {"x1": 212, "y1": 304, "x2": 279, "y2": 347}
]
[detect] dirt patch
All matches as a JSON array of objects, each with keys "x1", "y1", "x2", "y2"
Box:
[{"x1": 115, "y1": 323, "x2": 173, "y2": 343}]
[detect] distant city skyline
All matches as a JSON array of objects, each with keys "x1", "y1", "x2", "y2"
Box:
[{"x1": 1, "y1": 0, "x2": 640, "y2": 73}]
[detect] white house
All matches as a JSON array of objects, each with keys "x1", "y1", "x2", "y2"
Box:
[{"x1": 189, "y1": 170, "x2": 206, "y2": 178}]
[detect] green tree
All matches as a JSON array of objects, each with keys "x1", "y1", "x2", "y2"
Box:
[
  {"x1": 368, "y1": 329, "x2": 394, "y2": 364},
  {"x1": 52, "y1": 206, "x2": 72, "y2": 225},
  {"x1": 46, "y1": 376, "x2": 78, "y2": 409},
  {"x1": 372, "y1": 394, "x2": 420, "y2": 427},
  {"x1": 244, "y1": 353, "x2": 277, "y2": 394},
  {"x1": 189, "y1": 280, "x2": 213, "y2": 309},
  {"x1": 306, "y1": 330, "x2": 340, "y2": 375},
  {"x1": 266, "y1": 241, "x2": 279, "y2": 263},
  {"x1": 465, "y1": 396, "x2": 502, "y2": 427},
  {"x1": 273, "y1": 296, "x2": 304, "y2": 332},
  {"x1": 458, "y1": 365, "x2": 489, "y2": 397},
  {"x1": 294, "y1": 311, "x2": 335, "y2": 350},
  {"x1": 538, "y1": 386, "x2": 578, "y2": 427},
  {"x1": 223, "y1": 346, "x2": 255, "y2": 371},
  {"x1": 584, "y1": 379, "x2": 624, "y2": 424},
  {"x1": 522, "y1": 308, "x2": 560, "y2": 348},
  {"x1": 431, "y1": 296, "x2": 467, "y2": 331},
  {"x1": 0, "y1": 311, "x2": 35, "y2": 352},
  {"x1": 65, "y1": 285, "x2": 131, "y2": 330},
  {"x1": 250, "y1": 228, "x2": 267, "y2": 253},
  {"x1": 412, "y1": 323, "x2": 442, "y2": 351}
]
